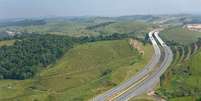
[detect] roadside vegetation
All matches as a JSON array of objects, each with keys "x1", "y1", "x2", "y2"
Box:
[
  {"x1": 157, "y1": 37, "x2": 201, "y2": 101},
  {"x1": 129, "y1": 95, "x2": 155, "y2": 101}
]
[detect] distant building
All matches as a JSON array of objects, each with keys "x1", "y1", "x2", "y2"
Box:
[
  {"x1": 185, "y1": 24, "x2": 201, "y2": 32},
  {"x1": 186, "y1": 24, "x2": 201, "y2": 29},
  {"x1": 5, "y1": 31, "x2": 16, "y2": 36}
]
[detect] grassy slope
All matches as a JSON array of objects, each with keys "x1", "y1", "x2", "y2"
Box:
[
  {"x1": 90, "y1": 21, "x2": 153, "y2": 37},
  {"x1": 170, "y1": 96, "x2": 196, "y2": 101},
  {"x1": 129, "y1": 95, "x2": 155, "y2": 101},
  {"x1": 161, "y1": 27, "x2": 201, "y2": 45},
  {"x1": 92, "y1": 21, "x2": 152, "y2": 35},
  {"x1": 0, "y1": 40, "x2": 15, "y2": 47},
  {"x1": 0, "y1": 39, "x2": 153, "y2": 101}
]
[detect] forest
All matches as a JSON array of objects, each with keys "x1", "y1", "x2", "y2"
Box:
[
  {"x1": 0, "y1": 34, "x2": 73, "y2": 79},
  {"x1": 0, "y1": 33, "x2": 140, "y2": 80}
]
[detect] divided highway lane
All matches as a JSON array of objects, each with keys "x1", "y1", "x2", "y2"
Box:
[
  {"x1": 113, "y1": 31, "x2": 173, "y2": 101},
  {"x1": 91, "y1": 31, "x2": 162, "y2": 101},
  {"x1": 154, "y1": 32, "x2": 173, "y2": 76}
]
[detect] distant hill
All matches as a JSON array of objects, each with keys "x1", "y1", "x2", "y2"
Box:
[{"x1": 0, "y1": 19, "x2": 46, "y2": 27}]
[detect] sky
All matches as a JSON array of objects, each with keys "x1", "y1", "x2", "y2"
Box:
[{"x1": 0, "y1": 0, "x2": 201, "y2": 19}]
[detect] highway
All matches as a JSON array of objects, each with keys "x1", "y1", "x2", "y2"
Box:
[
  {"x1": 91, "y1": 30, "x2": 173, "y2": 101},
  {"x1": 113, "y1": 31, "x2": 173, "y2": 101}
]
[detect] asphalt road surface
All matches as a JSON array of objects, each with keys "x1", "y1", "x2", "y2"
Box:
[{"x1": 91, "y1": 30, "x2": 173, "y2": 101}]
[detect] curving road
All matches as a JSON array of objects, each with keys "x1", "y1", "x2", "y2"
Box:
[{"x1": 91, "y1": 30, "x2": 173, "y2": 101}]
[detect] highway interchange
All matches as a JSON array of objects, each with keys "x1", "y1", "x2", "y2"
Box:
[{"x1": 92, "y1": 30, "x2": 173, "y2": 101}]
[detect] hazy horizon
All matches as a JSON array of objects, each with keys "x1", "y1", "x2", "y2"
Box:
[{"x1": 1, "y1": 0, "x2": 201, "y2": 19}]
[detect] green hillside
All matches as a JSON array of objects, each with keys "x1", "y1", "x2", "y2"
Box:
[
  {"x1": 160, "y1": 27, "x2": 201, "y2": 45},
  {"x1": 0, "y1": 39, "x2": 153, "y2": 101},
  {"x1": 88, "y1": 21, "x2": 153, "y2": 36},
  {"x1": 0, "y1": 19, "x2": 154, "y2": 38}
]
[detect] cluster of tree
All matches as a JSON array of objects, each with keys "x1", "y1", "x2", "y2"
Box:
[
  {"x1": 0, "y1": 19, "x2": 46, "y2": 27},
  {"x1": 0, "y1": 34, "x2": 73, "y2": 79},
  {"x1": 74, "y1": 33, "x2": 148, "y2": 45},
  {"x1": 74, "y1": 33, "x2": 129, "y2": 43}
]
